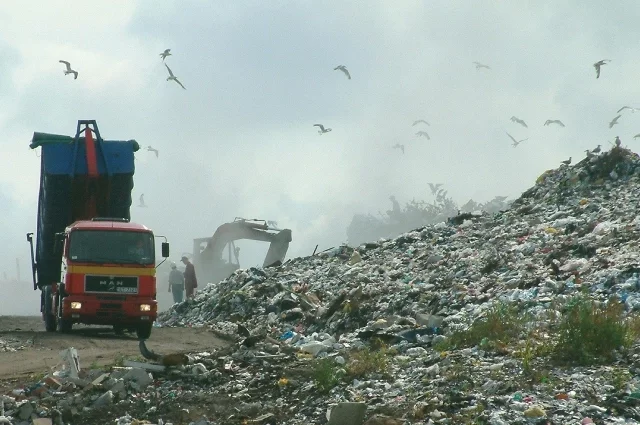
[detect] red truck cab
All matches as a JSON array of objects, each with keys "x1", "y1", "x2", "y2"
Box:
[{"x1": 54, "y1": 218, "x2": 161, "y2": 339}]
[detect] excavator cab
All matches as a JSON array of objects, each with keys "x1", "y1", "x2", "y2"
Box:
[{"x1": 192, "y1": 218, "x2": 292, "y2": 285}]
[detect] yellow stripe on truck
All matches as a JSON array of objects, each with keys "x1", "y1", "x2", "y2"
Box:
[{"x1": 67, "y1": 265, "x2": 156, "y2": 276}]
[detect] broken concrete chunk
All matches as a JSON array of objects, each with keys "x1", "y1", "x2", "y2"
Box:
[
  {"x1": 92, "y1": 390, "x2": 113, "y2": 407},
  {"x1": 122, "y1": 368, "x2": 153, "y2": 389},
  {"x1": 328, "y1": 402, "x2": 366, "y2": 425},
  {"x1": 17, "y1": 401, "x2": 34, "y2": 420}
]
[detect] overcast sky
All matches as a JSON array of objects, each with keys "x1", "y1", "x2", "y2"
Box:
[{"x1": 1, "y1": 1, "x2": 640, "y2": 307}]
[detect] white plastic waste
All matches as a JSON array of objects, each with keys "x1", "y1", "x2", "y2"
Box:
[{"x1": 59, "y1": 347, "x2": 80, "y2": 379}]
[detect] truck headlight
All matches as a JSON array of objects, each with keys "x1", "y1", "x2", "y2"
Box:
[
  {"x1": 70, "y1": 302, "x2": 82, "y2": 310},
  {"x1": 140, "y1": 304, "x2": 151, "y2": 312}
]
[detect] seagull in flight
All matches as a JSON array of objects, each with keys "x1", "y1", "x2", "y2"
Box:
[
  {"x1": 510, "y1": 116, "x2": 528, "y2": 128},
  {"x1": 146, "y1": 146, "x2": 159, "y2": 158},
  {"x1": 412, "y1": 119, "x2": 430, "y2": 126},
  {"x1": 544, "y1": 119, "x2": 565, "y2": 127},
  {"x1": 617, "y1": 106, "x2": 640, "y2": 114},
  {"x1": 160, "y1": 49, "x2": 172, "y2": 61},
  {"x1": 473, "y1": 62, "x2": 491, "y2": 70},
  {"x1": 334, "y1": 65, "x2": 351, "y2": 80},
  {"x1": 392, "y1": 144, "x2": 405, "y2": 154},
  {"x1": 59, "y1": 60, "x2": 78, "y2": 79},
  {"x1": 165, "y1": 63, "x2": 186, "y2": 89},
  {"x1": 609, "y1": 114, "x2": 621, "y2": 128},
  {"x1": 594, "y1": 60, "x2": 610, "y2": 79},
  {"x1": 428, "y1": 183, "x2": 443, "y2": 195},
  {"x1": 506, "y1": 132, "x2": 528, "y2": 147},
  {"x1": 313, "y1": 124, "x2": 332, "y2": 135},
  {"x1": 138, "y1": 194, "x2": 147, "y2": 208},
  {"x1": 416, "y1": 131, "x2": 430, "y2": 139}
]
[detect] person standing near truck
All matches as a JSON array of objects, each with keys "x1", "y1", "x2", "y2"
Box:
[
  {"x1": 181, "y1": 256, "x2": 198, "y2": 299},
  {"x1": 168, "y1": 262, "x2": 184, "y2": 303}
]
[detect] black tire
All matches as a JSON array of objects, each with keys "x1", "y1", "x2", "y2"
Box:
[
  {"x1": 113, "y1": 324, "x2": 125, "y2": 335},
  {"x1": 136, "y1": 322, "x2": 153, "y2": 340},
  {"x1": 42, "y1": 286, "x2": 56, "y2": 332},
  {"x1": 56, "y1": 295, "x2": 72, "y2": 333},
  {"x1": 44, "y1": 313, "x2": 56, "y2": 332}
]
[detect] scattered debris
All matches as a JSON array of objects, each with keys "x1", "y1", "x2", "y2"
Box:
[{"x1": 6, "y1": 145, "x2": 640, "y2": 424}]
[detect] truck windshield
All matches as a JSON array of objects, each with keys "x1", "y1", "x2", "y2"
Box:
[{"x1": 68, "y1": 230, "x2": 155, "y2": 265}]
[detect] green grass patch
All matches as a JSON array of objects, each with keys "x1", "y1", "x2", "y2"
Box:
[
  {"x1": 445, "y1": 302, "x2": 527, "y2": 350},
  {"x1": 550, "y1": 296, "x2": 640, "y2": 366},
  {"x1": 311, "y1": 358, "x2": 343, "y2": 394},
  {"x1": 346, "y1": 346, "x2": 392, "y2": 379}
]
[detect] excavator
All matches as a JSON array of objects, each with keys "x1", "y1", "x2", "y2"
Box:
[{"x1": 192, "y1": 218, "x2": 292, "y2": 285}]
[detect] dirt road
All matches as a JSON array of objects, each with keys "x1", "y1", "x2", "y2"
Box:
[{"x1": 0, "y1": 316, "x2": 228, "y2": 383}]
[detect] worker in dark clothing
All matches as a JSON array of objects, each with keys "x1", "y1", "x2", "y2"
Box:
[
  {"x1": 387, "y1": 195, "x2": 403, "y2": 224},
  {"x1": 168, "y1": 262, "x2": 184, "y2": 303},
  {"x1": 181, "y1": 256, "x2": 198, "y2": 299}
]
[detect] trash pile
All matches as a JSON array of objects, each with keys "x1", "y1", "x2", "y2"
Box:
[
  {"x1": 0, "y1": 337, "x2": 30, "y2": 353},
  {"x1": 156, "y1": 146, "x2": 640, "y2": 424},
  {"x1": 0, "y1": 346, "x2": 236, "y2": 425},
  {"x1": 5, "y1": 145, "x2": 640, "y2": 424}
]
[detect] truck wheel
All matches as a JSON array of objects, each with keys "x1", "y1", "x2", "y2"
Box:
[
  {"x1": 136, "y1": 322, "x2": 153, "y2": 340},
  {"x1": 44, "y1": 313, "x2": 57, "y2": 332},
  {"x1": 43, "y1": 286, "x2": 56, "y2": 332}
]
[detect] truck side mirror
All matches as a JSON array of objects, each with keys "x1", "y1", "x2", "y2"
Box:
[{"x1": 161, "y1": 242, "x2": 170, "y2": 258}]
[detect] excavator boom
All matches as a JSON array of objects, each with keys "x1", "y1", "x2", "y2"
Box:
[{"x1": 193, "y1": 218, "x2": 292, "y2": 285}]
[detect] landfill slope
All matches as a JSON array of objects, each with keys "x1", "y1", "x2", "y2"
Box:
[
  {"x1": 4, "y1": 146, "x2": 640, "y2": 425},
  {"x1": 156, "y1": 146, "x2": 640, "y2": 424}
]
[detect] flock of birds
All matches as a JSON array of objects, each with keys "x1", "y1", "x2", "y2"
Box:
[
  {"x1": 58, "y1": 47, "x2": 186, "y2": 90},
  {"x1": 559, "y1": 136, "x2": 622, "y2": 167},
  {"x1": 59, "y1": 55, "x2": 350, "y2": 133},
  {"x1": 320, "y1": 62, "x2": 434, "y2": 156},
  {"x1": 391, "y1": 119, "x2": 431, "y2": 154},
  {"x1": 382, "y1": 58, "x2": 637, "y2": 205},
  {"x1": 310, "y1": 65, "x2": 352, "y2": 135},
  {"x1": 54, "y1": 45, "x2": 640, "y2": 210},
  {"x1": 57, "y1": 51, "x2": 638, "y2": 161},
  {"x1": 159, "y1": 49, "x2": 186, "y2": 90},
  {"x1": 308, "y1": 58, "x2": 638, "y2": 161},
  {"x1": 469, "y1": 59, "x2": 640, "y2": 166}
]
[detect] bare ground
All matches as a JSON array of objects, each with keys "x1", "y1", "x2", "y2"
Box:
[
  {"x1": 0, "y1": 317, "x2": 301, "y2": 424},
  {"x1": 0, "y1": 315, "x2": 228, "y2": 389}
]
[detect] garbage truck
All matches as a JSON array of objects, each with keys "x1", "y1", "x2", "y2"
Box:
[{"x1": 26, "y1": 120, "x2": 169, "y2": 339}]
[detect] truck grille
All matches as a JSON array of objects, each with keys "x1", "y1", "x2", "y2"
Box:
[
  {"x1": 85, "y1": 275, "x2": 139, "y2": 294},
  {"x1": 96, "y1": 311, "x2": 125, "y2": 318},
  {"x1": 99, "y1": 303, "x2": 122, "y2": 310},
  {"x1": 96, "y1": 295, "x2": 126, "y2": 301}
]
